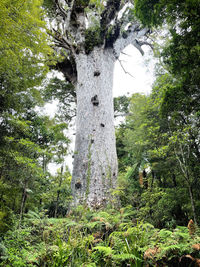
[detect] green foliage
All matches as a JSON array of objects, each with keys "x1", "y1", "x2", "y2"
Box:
[
  {"x1": 135, "y1": 0, "x2": 200, "y2": 131},
  {"x1": 1, "y1": 206, "x2": 200, "y2": 266},
  {"x1": 43, "y1": 77, "x2": 76, "y2": 122},
  {"x1": 135, "y1": 0, "x2": 200, "y2": 27},
  {"x1": 0, "y1": 0, "x2": 52, "y2": 93},
  {"x1": 43, "y1": 0, "x2": 57, "y2": 18},
  {"x1": 43, "y1": 170, "x2": 72, "y2": 218},
  {"x1": 114, "y1": 95, "x2": 130, "y2": 117},
  {"x1": 85, "y1": 25, "x2": 103, "y2": 54},
  {"x1": 0, "y1": 110, "x2": 71, "y2": 229},
  {"x1": 116, "y1": 87, "x2": 200, "y2": 226},
  {"x1": 0, "y1": 0, "x2": 65, "y2": 230},
  {"x1": 89, "y1": 0, "x2": 104, "y2": 11},
  {"x1": 0, "y1": 209, "x2": 14, "y2": 233},
  {"x1": 1, "y1": 1, "x2": 200, "y2": 266}
]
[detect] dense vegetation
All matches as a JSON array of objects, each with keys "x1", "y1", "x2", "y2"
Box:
[
  {"x1": 1, "y1": 206, "x2": 200, "y2": 266},
  {"x1": 0, "y1": 0, "x2": 200, "y2": 266}
]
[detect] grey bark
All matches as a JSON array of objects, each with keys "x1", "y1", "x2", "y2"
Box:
[{"x1": 71, "y1": 48, "x2": 118, "y2": 207}]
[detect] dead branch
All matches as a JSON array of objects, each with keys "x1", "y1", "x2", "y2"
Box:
[
  {"x1": 137, "y1": 40, "x2": 154, "y2": 51},
  {"x1": 117, "y1": 58, "x2": 134, "y2": 78}
]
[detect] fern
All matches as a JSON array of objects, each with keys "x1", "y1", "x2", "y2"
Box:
[
  {"x1": 24, "y1": 210, "x2": 41, "y2": 219},
  {"x1": 65, "y1": 221, "x2": 78, "y2": 227},
  {"x1": 85, "y1": 220, "x2": 105, "y2": 230},
  {"x1": 112, "y1": 253, "x2": 141, "y2": 261},
  {"x1": 159, "y1": 229, "x2": 173, "y2": 240},
  {"x1": 82, "y1": 263, "x2": 97, "y2": 267}
]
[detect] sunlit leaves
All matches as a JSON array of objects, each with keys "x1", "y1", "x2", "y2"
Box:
[{"x1": 0, "y1": 0, "x2": 52, "y2": 91}]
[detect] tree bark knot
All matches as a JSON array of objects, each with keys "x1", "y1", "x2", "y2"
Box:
[
  {"x1": 94, "y1": 71, "x2": 101, "y2": 76},
  {"x1": 91, "y1": 95, "x2": 99, "y2": 106}
]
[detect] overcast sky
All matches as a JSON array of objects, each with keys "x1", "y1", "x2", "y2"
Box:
[{"x1": 113, "y1": 44, "x2": 155, "y2": 97}]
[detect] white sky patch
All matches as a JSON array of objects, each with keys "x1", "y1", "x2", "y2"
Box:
[
  {"x1": 113, "y1": 44, "x2": 155, "y2": 97},
  {"x1": 44, "y1": 100, "x2": 59, "y2": 118}
]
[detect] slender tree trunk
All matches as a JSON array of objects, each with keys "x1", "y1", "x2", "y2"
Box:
[
  {"x1": 12, "y1": 196, "x2": 16, "y2": 211},
  {"x1": 187, "y1": 182, "x2": 197, "y2": 224},
  {"x1": 0, "y1": 158, "x2": 6, "y2": 180},
  {"x1": 42, "y1": 154, "x2": 47, "y2": 173},
  {"x1": 171, "y1": 173, "x2": 177, "y2": 187},
  {"x1": 54, "y1": 190, "x2": 60, "y2": 218},
  {"x1": 0, "y1": 192, "x2": 4, "y2": 203},
  {"x1": 71, "y1": 48, "x2": 118, "y2": 208},
  {"x1": 18, "y1": 179, "x2": 28, "y2": 228},
  {"x1": 54, "y1": 166, "x2": 63, "y2": 218},
  {"x1": 0, "y1": 167, "x2": 4, "y2": 180},
  {"x1": 150, "y1": 170, "x2": 155, "y2": 191},
  {"x1": 173, "y1": 141, "x2": 198, "y2": 224}
]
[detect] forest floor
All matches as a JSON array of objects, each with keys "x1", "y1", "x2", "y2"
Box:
[{"x1": 1, "y1": 206, "x2": 200, "y2": 266}]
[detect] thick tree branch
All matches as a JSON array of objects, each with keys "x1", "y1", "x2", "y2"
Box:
[
  {"x1": 55, "y1": 0, "x2": 68, "y2": 18},
  {"x1": 102, "y1": 1, "x2": 135, "y2": 49},
  {"x1": 113, "y1": 25, "x2": 150, "y2": 57},
  {"x1": 137, "y1": 40, "x2": 154, "y2": 51},
  {"x1": 52, "y1": 28, "x2": 71, "y2": 50},
  {"x1": 66, "y1": 0, "x2": 75, "y2": 28},
  {"x1": 114, "y1": 112, "x2": 132, "y2": 118},
  {"x1": 54, "y1": 0, "x2": 86, "y2": 42},
  {"x1": 51, "y1": 0, "x2": 152, "y2": 83},
  {"x1": 56, "y1": 56, "x2": 77, "y2": 84},
  {"x1": 100, "y1": 0, "x2": 121, "y2": 30}
]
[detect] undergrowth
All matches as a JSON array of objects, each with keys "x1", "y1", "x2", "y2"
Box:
[{"x1": 1, "y1": 206, "x2": 200, "y2": 266}]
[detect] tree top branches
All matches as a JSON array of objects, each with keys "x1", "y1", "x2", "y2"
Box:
[{"x1": 46, "y1": 0, "x2": 152, "y2": 84}]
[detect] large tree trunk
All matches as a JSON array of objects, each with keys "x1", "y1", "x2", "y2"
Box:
[
  {"x1": 51, "y1": 0, "x2": 150, "y2": 209},
  {"x1": 71, "y1": 47, "x2": 118, "y2": 208}
]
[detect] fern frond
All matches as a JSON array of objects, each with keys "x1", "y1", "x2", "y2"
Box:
[{"x1": 92, "y1": 246, "x2": 113, "y2": 256}]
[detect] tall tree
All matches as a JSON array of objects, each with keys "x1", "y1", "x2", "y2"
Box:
[
  {"x1": 135, "y1": 0, "x2": 200, "y2": 117},
  {"x1": 0, "y1": 0, "x2": 59, "y2": 227},
  {"x1": 0, "y1": 0, "x2": 52, "y2": 170},
  {"x1": 116, "y1": 90, "x2": 199, "y2": 227},
  {"x1": 134, "y1": 0, "x2": 200, "y2": 223},
  {"x1": 0, "y1": 0, "x2": 51, "y2": 104},
  {"x1": 47, "y1": 0, "x2": 151, "y2": 207}
]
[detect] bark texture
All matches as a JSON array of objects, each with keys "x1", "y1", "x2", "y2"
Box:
[
  {"x1": 51, "y1": 0, "x2": 152, "y2": 208},
  {"x1": 71, "y1": 48, "x2": 117, "y2": 207}
]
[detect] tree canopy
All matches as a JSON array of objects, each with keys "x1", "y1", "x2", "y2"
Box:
[
  {"x1": 43, "y1": 0, "x2": 152, "y2": 84},
  {"x1": 0, "y1": 0, "x2": 52, "y2": 93}
]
